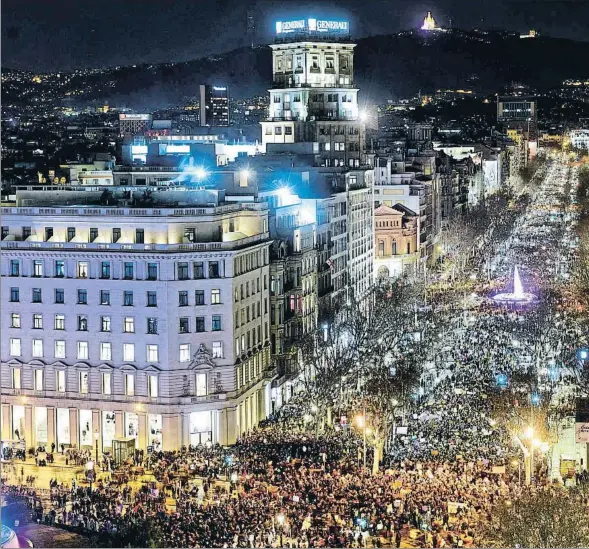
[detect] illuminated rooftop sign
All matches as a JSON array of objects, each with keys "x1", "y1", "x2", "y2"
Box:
[
  {"x1": 276, "y1": 18, "x2": 349, "y2": 36},
  {"x1": 120, "y1": 114, "x2": 152, "y2": 121}
]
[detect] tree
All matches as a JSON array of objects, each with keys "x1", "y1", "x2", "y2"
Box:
[
  {"x1": 342, "y1": 280, "x2": 426, "y2": 473},
  {"x1": 481, "y1": 488, "x2": 589, "y2": 548}
]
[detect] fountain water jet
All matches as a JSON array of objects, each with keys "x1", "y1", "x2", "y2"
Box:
[{"x1": 491, "y1": 265, "x2": 537, "y2": 307}]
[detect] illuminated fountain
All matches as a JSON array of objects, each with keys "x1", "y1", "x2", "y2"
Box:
[{"x1": 491, "y1": 266, "x2": 538, "y2": 307}]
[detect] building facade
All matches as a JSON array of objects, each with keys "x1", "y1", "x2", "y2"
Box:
[
  {"x1": 373, "y1": 204, "x2": 419, "y2": 279},
  {"x1": 1, "y1": 188, "x2": 274, "y2": 452},
  {"x1": 200, "y1": 85, "x2": 230, "y2": 127},
  {"x1": 261, "y1": 21, "x2": 365, "y2": 168}
]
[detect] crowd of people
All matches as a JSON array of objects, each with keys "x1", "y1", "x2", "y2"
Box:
[{"x1": 2, "y1": 162, "x2": 587, "y2": 548}]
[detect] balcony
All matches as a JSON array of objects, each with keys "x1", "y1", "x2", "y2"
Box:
[{"x1": 1, "y1": 232, "x2": 270, "y2": 253}]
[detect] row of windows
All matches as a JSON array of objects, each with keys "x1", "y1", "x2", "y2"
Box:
[
  {"x1": 235, "y1": 301, "x2": 265, "y2": 328},
  {"x1": 234, "y1": 278, "x2": 262, "y2": 301},
  {"x1": 179, "y1": 316, "x2": 223, "y2": 333},
  {"x1": 8, "y1": 288, "x2": 222, "y2": 307},
  {"x1": 8, "y1": 338, "x2": 223, "y2": 362},
  {"x1": 264, "y1": 125, "x2": 293, "y2": 136},
  {"x1": 6, "y1": 259, "x2": 224, "y2": 281},
  {"x1": 9, "y1": 313, "x2": 164, "y2": 334},
  {"x1": 320, "y1": 142, "x2": 359, "y2": 152},
  {"x1": 318, "y1": 125, "x2": 360, "y2": 136},
  {"x1": 10, "y1": 369, "x2": 211, "y2": 398}
]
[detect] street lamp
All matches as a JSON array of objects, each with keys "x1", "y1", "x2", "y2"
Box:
[
  {"x1": 276, "y1": 513, "x2": 285, "y2": 546},
  {"x1": 355, "y1": 411, "x2": 367, "y2": 469}
]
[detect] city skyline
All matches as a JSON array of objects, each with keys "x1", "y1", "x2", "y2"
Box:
[{"x1": 3, "y1": 0, "x2": 589, "y2": 71}]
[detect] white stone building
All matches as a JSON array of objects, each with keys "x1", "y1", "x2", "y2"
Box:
[{"x1": 1, "y1": 188, "x2": 274, "y2": 452}]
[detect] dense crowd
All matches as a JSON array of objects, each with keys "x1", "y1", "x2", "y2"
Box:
[{"x1": 2, "y1": 162, "x2": 587, "y2": 548}]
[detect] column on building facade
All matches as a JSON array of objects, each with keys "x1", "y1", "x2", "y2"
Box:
[
  {"x1": 92, "y1": 410, "x2": 101, "y2": 458},
  {"x1": 257, "y1": 387, "x2": 266, "y2": 424},
  {"x1": 1, "y1": 404, "x2": 11, "y2": 440},
  {"x1": 137, "y1": 412, "x2": 147, "y2": 451},
  {"x1": 47, "y1": 406, "x2": 56, "y2": 448},
  {"x1": 219, "y1": 407, "x2": 238, "y2": 446},
  {"x1": 162, "y1": 414, "x2": 180, "y2": 451},
  {"x1": 69, "y1": 408, "x2": 78, "y2": 448},
  {"x1": 24, "y1": 405, "x2": 33, "y2": 449},
  {"x1": 181, "y1": 413, "x2": 190, "y2": 448},
  {"x1": 115, "y1": 411, "x2": 124, "y2": 438}
]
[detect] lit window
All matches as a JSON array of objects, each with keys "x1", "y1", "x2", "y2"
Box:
[
  {"x1": 11, "y1": 313, "x2": 20, "y2": 328},
  {"x1": 211, "y1": 289, "x2": 221, "y2": 304},
  {"x1": 101, "y1": 316, "x2": 111, "y2": 332},
  {"x1": 55, "y1": 260, "x2": 65, "y2": 277},
  {"x1": 80, "y1": 371, "x2": 89, "y2": 394},
  {"x1": 33, "y1": 314, "x2": 43, "y2": 329},
  {"x1": 12, "y1": 368, "x2": 21, "y2": 389},
  {"x1": 77, "y1": 262, "x2": 89, "y2": 278},
  {"x1": 32, "y1": 339, "x2": 43, "y2": 357},
  {"x1": 56, "y1": 370, "x2": 66, "y2": 392},
  {"x1": 54, "y1": 340, "x2": 66, "y2": 359},
  {"x1": 212, "y1": 341, "x2": 223, "y2": 358},
  {"x1": 33, "y1": 260, "x2": 44, "y2": 277},
  {"x1": 124, "y1": 317, "x2": 135, "y2": 333},
  {"x1": 77, "y1": 341, "x2": 89, "y2": 360},
  {"x1": 34, "y1": 369, "x2": 44, "y2": 391},
  {"x1": 147, "y1": 344, "x2": 159, "y2": 362},
  {"x1": 179, "y1": 343, "x2": 190, "y2": 362},
  {"x1": 149, "y1": 375, "x2": 158, "y2": 398},
  {"x1": 196, "y1": 373, "x2": 207, "y2": 396},
  {"x1": 102, "y1": 372, "x2": 112, "y2": 395},
  {"x1": 123, "y1": 343, "x2": 135, "y2": 362},
  {"x1": 100, "y1": 342, "x2": 112, "y2": 361},
  {"x1": 125, "y1": 374, "x2": 135, "y2": 396}
]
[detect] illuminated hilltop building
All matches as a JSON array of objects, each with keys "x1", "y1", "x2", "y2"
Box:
[{"x1": 421, "y1": 11, "x2": 437, "y2": 31}]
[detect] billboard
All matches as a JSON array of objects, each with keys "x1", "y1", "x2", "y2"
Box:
[
  {"x1": 120, "y1": 114, "x2": 152, "y2": 121},
  {"x1": 276, "y1": 18, "x2": 349, "y2": 36}
]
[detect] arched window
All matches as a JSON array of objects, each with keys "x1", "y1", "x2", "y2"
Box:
[{"x1": 392, "y1": 241, "x2": 397, "y2": 255}]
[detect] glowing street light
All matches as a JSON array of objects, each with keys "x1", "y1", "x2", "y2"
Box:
[{"x1": 194, "y1": 167, "x2": 207, "y2": 180}]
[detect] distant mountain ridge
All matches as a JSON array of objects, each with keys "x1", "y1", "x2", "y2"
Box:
[{"x1": 3, "y1": 29, "x2": 589, "y2": 108}]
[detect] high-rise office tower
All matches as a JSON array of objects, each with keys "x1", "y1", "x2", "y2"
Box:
[
  {"x1": 261, "y1": 18, "x2": 365, "y2": 168},
  {"x1": 200, "y1": 85, "x2": 230, "y2": 127}
]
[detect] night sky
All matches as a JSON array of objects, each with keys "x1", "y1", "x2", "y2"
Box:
[{"x1": 3, "y1": 0, "x2": 589, "y2": 71}]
